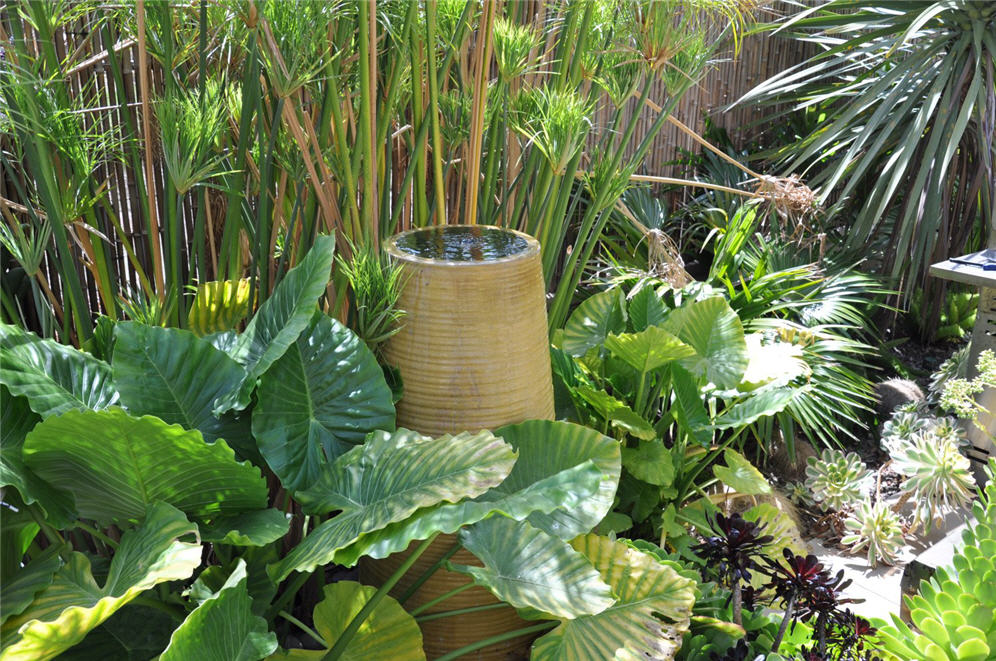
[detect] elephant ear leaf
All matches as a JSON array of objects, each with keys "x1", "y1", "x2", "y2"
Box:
[
  {"x1": 490, "y1": 420, "x2": 620, "y2": 540},
  {"x1": 563, "y1": 289, "x2": 626, "y2": 357},
  {"x1": 662, "y1": 297, "x2": 748, "y2": 389},
  {"x1": 0, "y1": 324, "x2": 118, "y2": 418},
  {"x1": 269, "y1": 581, "x2": 424, "y2": 661},
  {"x1": 604, "y1": 326, "x2": 695, "y2": 374},
  {"x1": 0, "y1": 547, "x2": 62, "y2": 627},
  {"x1": 229, "y1": 234, "x2": 335, "y2": 398},
  {"x1": 454, "y1": 517, "x2": 614, "y2": 619},
  {"x1": 23, "y1": 408, "x2": 268, "y2": 526},
  {"x1": 0, "y1": 502, "x2": 201, "y2": 661},
  {"x1": 713, "y1": 448, "x2": 771, "y2": 496},
  {"x1": 198, "y1": 509, "x2": 290, "y2": 547},
  {"x1": 270, "y1": 430, "x2": 515, "y2": 581},
  {"x1": 0, "y1": 387, "x2": 75, "y2": 528},
  {"x1": 160, "y1": 559, "x2": 277, "y2": 661},
  {"x1": 251, "y1": 314, "x2": 395, "y2": 493},
  {"x1": 530, "y1": 534, "x2": 696, "y2": 661},
  {"x1": 112, "y1": 322, "x2": 247, "y2": 438}
]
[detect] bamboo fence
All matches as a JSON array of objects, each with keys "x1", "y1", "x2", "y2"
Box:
[{"x1": 1, "y1": 6, "x2": 811, "y2": 322}]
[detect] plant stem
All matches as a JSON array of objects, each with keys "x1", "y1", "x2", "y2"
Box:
[
  {"x1": 433, "y1": 622, "x2": 556, "y2": 661},
  {"x1": 409, "y1": 582, "x2": 475, "y2": 616},
  {"x1": 771, "y1": 591, "x2": 796, "y2": 653},
  {"x1": 323, "y1": 534, "x2": 439, "y2": 660},
  {"x1": 279, "y1": 609, "x2": 328, "y2": 648},
  {"x1": 731, "y1": 581, "x2": 742, "y2": 627},
  {"x1": 266, "y1": 569, "x2": 314, "y2": 620},
  {"x1": 74, "y1": 520, "x2": 119, "y2": 550},
  {"x1": 398, "y1": 538, "x2": 462, "y2": 604},
  {"x1": 424, "y1": 3, "x2": 447, "y2": 225},
  {"x1": 416, "y1": 602, "x2": 509, "y2": 624}
]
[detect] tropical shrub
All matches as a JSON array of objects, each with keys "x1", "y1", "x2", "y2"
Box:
[
  {"x1": 0, "y1": 238, "x2": 698, "y2": 659},
  {"x1": 740, "y1": 0, "x2": 996, "y2": 333},
  {"x1": 552, "y1": 286, "x2": 798, "y2": 536}
]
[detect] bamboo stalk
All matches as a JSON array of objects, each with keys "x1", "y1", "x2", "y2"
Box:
[
  {"x1": 136, "y1": 0, "x2": 166, "y2": 299},
  {"x1": 463, "y1": 0, "x2": 497, "y2": 225}
]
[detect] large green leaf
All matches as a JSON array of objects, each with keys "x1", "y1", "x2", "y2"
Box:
[
  {"x1": 252, "y1": 313, "x2": 395, "y2": 493},
  {"x1": 710, "y1": 388, "x2": 795, "y2": 431},
  {"x1": 669, "y1": 365, "x2": 712, "y2": 448},
  {"x1": 335, "y1": 459, "x2": 603, "y2": 567},
  {"x1": 454, "y1": 517, "x2": 614, "y2": 618},
  {"x1": 198, "y1": 509, "x2": 290, "y2": 546},
  {"x1": 0, "y1": 547, "x2": 61, "y2": 626},
  {"x1": 712, "y1": 449, "x2": 771, "y2": 496},
  {"x1": 604, "y1": 327, "x2": 695, "y2": 375},
  {"x1": 0, "y1": 502, "x2": 201, "y2": 661},
  {"x1": 576, "y1": 387, "x2": 656, "y2": 441},
  {"x1": 0, "y1": 325, "x2": 118, "y2": 418},
  {"x1": 490, "y1": 420, "x2": 621, "y2": 540},
  {"x1": 55, "y1": 605, "x2": 177, "y2": 660},
  {"x1": 628, "y1": 286, "x2": 668, "y2": 332},
  {"x1": 160, "y1": 560, "x2": 277, "y2": 661},
  {"x1": 112, "y1": 322, "x2": 246, "y2": 439},
  {"x1": 269, "y1": 581, "x2": 424, "y2": 661},
  {"x1": 229, "y1": 234, "x2": 335, "y2": 393},
  {"x1": 531, "y1": 534, "x2": 697, "y2": 661},
  {"x1": 0, "y1": 387, "x2": 74, "y2": 527},
  {"x1": 662, "y1": 297, "x2": 747, "y2": 389},
  {"x1": 23, "y1": 408, "x2": 267, "y2": 526},
  {"x1": 563, "y1": 289, "x2": 626, "y2": 357},
  {"x1": 621, "y1": 440, "x2": 675, "y2": 487},
  {"x1": 269, "y1": 430, "x2": 516, "y2": 580},
  {"x1": 740, "y1": 334, "x2": 810, "y2": 391}
]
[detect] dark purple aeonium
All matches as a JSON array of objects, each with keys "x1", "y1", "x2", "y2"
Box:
[
  {"x1": 762, "y1": 549, "x2": 857, "y2": 656},
  {"x1": 692, "y1": 513, "x2": 774, "y2": 625}
]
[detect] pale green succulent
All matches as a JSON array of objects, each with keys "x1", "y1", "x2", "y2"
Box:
[
  {"x1": 893, "y1": 432, "x2": 974, "y2": 533},
  {"x1": 929, "y1": 416, "x2": 968, "y2": 448},
  {"x1": 880, "y1": 410, "x2": 930, "y2": 453},
  {"x1": 785, "y1": 481, "x2": 814, "y2": 507},
  {"x1": 841, "y1": 500, "x2": 905, "y2": 566},
  {"x1": 804, "y1": 449, "x2": 870, "y2": 512}
]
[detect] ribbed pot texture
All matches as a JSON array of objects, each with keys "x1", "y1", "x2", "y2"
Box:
[{"x1": 362, "y1": 225, "x2": 555, "y2": 660}]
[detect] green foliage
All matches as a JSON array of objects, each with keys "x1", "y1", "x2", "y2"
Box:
[
  {"x1": 187, "y1": 280, "x2": 253, "y2": 337},
  {"x1": 876, "y1": 460, "x2": 996, "y2": 661},
  {"x1": 0, "y1": 325, "x2": 119, "y2": 417},
  {"x1": 111, "y1": 322, "x2": 246, "y2": 442},
  {"x1": 531, "y1": 534, "x2": 697, "y2": 660},
  {"x1": 0, "y1": 230, "x2": 657, "y2": 659},
  {"x1": 554, "y1": 288, "x2": 796, "y2": 536},
  {"x1": 23, "y1": 407, "x2": 268, "y2": 526},
  {"x1": 270, "y1": 581, "x2": 424, "y2": 661},
  {"x1": 159, "y1": 560, "x2": 277, "y2": 661},
  {"x1": 336, "y1": 246, "x2": 407, "y2": 354},
  {"x1": 741, "y1": 0, "x2": 996, "y2": 312},
  {"x1": 0, "y1": 502, "x2": 202, "y2": 661},
  {"x1": 454, "y1": 517, "x2": 615, "y2": 618},
  {"x1": 251, "y1": 313, "x2": 396, "y2": 493}
]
